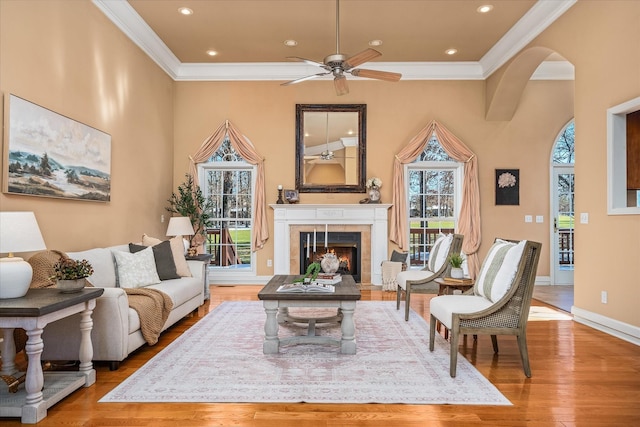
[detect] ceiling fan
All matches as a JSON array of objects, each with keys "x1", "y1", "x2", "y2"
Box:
[{"x1": 281, "y1": 0, "x2": 402, "y2": 96}]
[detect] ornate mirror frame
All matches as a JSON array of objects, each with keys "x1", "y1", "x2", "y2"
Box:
[{"x1": 295, "y1": 104, "x2": 366, "y2": 193}]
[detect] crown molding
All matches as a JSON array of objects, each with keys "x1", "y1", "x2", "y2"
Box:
[{"x1": 93, "y1": 0, "x2": 576, "y2": 82}]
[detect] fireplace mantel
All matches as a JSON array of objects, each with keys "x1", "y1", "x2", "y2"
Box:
[{"x1": 270, "y1": 204, "x2": 392, "y2": 284}]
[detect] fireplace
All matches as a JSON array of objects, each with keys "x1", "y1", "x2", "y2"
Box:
[
  {"x1": 300, "y1": 232, "x2": 361, "y2": 282},
  {"x1": 270, "y1": 204, "x2": 391, "y2": 284}
]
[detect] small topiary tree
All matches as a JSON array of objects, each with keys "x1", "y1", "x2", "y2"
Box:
[{"x1": 166, "y1": 174, "x2": 212, "y2": 248}]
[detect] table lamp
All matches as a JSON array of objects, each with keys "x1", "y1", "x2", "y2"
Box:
[
  {"x1": 0, "y1": 211, "x2": 47, "y2": 299},
  {"x1": 166, "y1": 216, "x2": 195, "y2": 255}
]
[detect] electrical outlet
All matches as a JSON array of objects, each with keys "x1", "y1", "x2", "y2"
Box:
[
  {"x1": 536, "y1": 215, "x2": 544, "y2": 223},
  {"x1": 601, "y1": 291, "x2": 608, "y2": 304},
  {"x1": 525, "y1": 215, "x2": 533, "y2": 223},
  {"x1": 267, "y1": 259, "x2": 273, "y2": 267},
  {"x1": 580, "y1": 213, "x2": 589, "y2": 224},
  {"x1": 161, "y1": 214, "x2": 165, "y2": 223}
]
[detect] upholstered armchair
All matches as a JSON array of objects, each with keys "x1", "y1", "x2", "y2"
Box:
[
  {"x1": 396, "y1": 233, "x2": 464, "y2": 321},
  {"x1": 429, "y1": 239, "x2": 542, "y2": 378}
]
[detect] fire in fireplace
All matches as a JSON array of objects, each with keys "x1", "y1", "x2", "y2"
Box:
[{"x1": 300, "y1": 232, "x2": 361, "y2": 282}]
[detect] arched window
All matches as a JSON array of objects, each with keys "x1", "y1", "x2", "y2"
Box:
[
  {"x1": 199, "y1": 138, "x2": 255, "y2": 275},
  {"x1": 406, "y1": 135, "x2": 462, "y2": 269}
]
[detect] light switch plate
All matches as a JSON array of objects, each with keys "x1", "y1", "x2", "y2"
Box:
[
  {"x1": 525, "y1": 215, "x2": 533, "y2": 223},
  {"x1": 580, "y1": 213, "x2": 589, "y2": 224},
  {"x1": 536, "y1": 215, "x2": 544, "y2": 223}
]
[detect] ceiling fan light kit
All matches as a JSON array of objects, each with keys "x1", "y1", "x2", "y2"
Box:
[{"x1": 281, "y1": 0, "x2": 402, "y2": 95}]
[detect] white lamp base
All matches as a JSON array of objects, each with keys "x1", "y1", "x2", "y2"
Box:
[{"x1": 0, "y1": 257, "x2": 33, "y2": 299}]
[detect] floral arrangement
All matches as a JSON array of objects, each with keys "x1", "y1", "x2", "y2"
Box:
[
  {"x1": 52, "y1": 258, "x2": 94, "y2": 280},
  {"x1": 366, "y1": 177, "x2": 382, "y2": 189},
  {"x1": 497, "y1": 172, "x2": 517, "y2": 188}
]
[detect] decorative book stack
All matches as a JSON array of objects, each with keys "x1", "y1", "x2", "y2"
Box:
[{"x1": 315, "y1": 273, "x2": 342, "y2": 285}]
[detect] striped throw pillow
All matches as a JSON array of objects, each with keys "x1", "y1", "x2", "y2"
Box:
[
  {"x1": 474, "y1": 239, "x2": 527, "y2": 302},
  {"x1": 427, "y1": 234, "x2": 453, "y2": 273}
]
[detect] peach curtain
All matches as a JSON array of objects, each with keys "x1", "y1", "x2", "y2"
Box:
[
  {"x1": 390, "y1": 120, "x2": 481, "y2": 278},
  {"x1": 188, "y1": 120, "x2": 268, "y2": 251}
]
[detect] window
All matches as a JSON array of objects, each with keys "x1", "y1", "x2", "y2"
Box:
[
  {"x1": 199, "y1": 139, "x2": 256, "y2": 275},
  {"x1": 405, "y1": 135, "x2": 462, "y2": 268},
  {"x1": 607, "y1": 96, "x2": 640, "y2": 214}
]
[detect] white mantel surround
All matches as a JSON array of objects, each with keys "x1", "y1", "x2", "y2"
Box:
[{"x1": 270, "y1": 204, "x2": 392, "y2": 284}]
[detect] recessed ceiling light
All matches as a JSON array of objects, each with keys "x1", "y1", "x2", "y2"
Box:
[
  {"x1": 206, "y1": 50, "x2": 218, "y2": 57},
  {"x1": 368, "y1": 40, "x2": 383, "y2": 47},
  {"x1": 284, "y1": 39, "x2": 298, "y2": 47},
  {"x1": 445, "y1": 48, "x2": 458, "y2": 55},
  {"x1": 477, "y1": 5, "x2": 493, "y2": 13},
  {"x1": 178, "y1": 7, "x2": 193, "y2": 15}
]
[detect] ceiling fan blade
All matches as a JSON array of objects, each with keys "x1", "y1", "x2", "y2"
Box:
[
  {"x1": 344, "y1": 48, "x2": 382, "y2": 69},
  {"x1": 334, "y1": 75, "x2": 349, "y2": 96},
  {"x1": 281, "y1": 72, "x2": 330, "y2": 86},
  {"x1": 351, "y1": 68, "x2": 402, "y2": 82},
  {"x1": 286, "y1": 56, "x2": 326, "y2": 68}
]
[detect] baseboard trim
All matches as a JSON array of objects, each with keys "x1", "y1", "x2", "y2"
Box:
[{"x1": 572, "y1": 306, "x2": 640, "y2": 346}]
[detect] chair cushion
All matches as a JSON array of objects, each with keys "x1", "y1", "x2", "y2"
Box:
[
  {"x1": 428, "y1": 233, "x2": 453, "y2": 273},
  {"x1": 474, "y1": 239, "x2": 527, "y2": 303},
  {"x1": 430, "y1": 295, "x2": 494, "y2": 329},
  {"x1": 396, "y1": 269, "x2": 437, "y2": 290}
]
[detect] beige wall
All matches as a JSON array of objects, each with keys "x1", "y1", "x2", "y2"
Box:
[
  {"x1": 0, "y1": 0, "x2": 175, "y2": 252},
  {"x1": 173, "y1": 79, "x2": 572, "y2": 278},
  {"x1": 2, "y1": 1, "x2": 637, "y2": 329}
]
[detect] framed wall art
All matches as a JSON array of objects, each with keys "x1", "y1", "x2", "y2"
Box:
[
  {"x1": 3, "y1": 94, "x2": 111, "y2": 202},
  {"x1": 495, "y1": 169, "x2": 519, "y2": 205}
]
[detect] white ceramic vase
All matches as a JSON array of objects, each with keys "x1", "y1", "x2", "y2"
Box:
[
  {"x1": 321, "y1": 253, "x2": 340, "y2": 273},
  {"x1": 450, "y1": 267, "x2": 464, "y2": 279}
]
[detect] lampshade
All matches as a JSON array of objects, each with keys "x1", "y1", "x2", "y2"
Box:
[
  {"x1": 0, "y1": 211, "x2": 47, "y2": 299},
  {"x1": 166, "y1": 216, "x2": 195, "y2": 237}
]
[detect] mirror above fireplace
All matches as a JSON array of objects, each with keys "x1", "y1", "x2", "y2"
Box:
[{"x1": 295, "y1": 104, "x2": 366, "y2": 193}]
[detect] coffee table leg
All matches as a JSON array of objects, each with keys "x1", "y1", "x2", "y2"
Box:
[
  {"x1": 340, "y1": 301, "x2": 356, "y2": 354},
  {"x1": 263, "y1": 300, "x2": 280, "y2": 354}
]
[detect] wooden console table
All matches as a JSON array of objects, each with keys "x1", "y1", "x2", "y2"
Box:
[{"x1": 0, "y1": 288, "x2": 104, "y2": 424}]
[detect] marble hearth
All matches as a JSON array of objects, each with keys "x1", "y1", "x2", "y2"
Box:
[{"x1": 270, "y1": 204, "x2": 392, "y2": 284}]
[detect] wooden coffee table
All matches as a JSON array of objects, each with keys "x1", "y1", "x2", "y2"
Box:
[{"x1": 257, "y1": 275, "x2": 361, "y2": 354}]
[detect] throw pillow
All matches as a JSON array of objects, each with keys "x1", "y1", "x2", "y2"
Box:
[
  {"x1": 390, "y1": 250, "x2": 408, "y2": 263},
  {"x1": 129, "y1": 241, "x2": 180, "y2": 281},
  {"x1": 142, "y1": 234, "x2": 192, "y2": 277},
  {"x1": 112, "y1": 247, "x2": 161, "y2": 288},
  {"x1": 474, "y1": 239, "x2": 527, "y2": 303},
  {"x1": 427, "y1": 233, "x2": 453, "y2": 273}
]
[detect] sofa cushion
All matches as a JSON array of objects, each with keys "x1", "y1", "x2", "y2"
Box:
[
  {"x1": 112, "y1": 247, "x2": 161, "y2": 288},
  {"x1": 67, "y1": 247, "x2": 117, "y2": 288},
  {"x1": 147, "y1": 276, "x2": 202, "y2": 308},
  {"x1": 129, "y1": 241, "x2": 180, "y2": 281},
  {"x1": 474, "y1": 239, "x2": 526, "y2": 303},
  {"x1": 142, "y1": 234, "x2": 192, "y2": 277},
  {"x1": 390, "y1": 250, "x2": 408, "y2": 264},
  {"x1": 427, "y1": 233, "x2": 453, "y2": 273}
]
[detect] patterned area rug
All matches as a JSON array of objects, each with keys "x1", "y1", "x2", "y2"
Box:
[{"x1": 100, "y1": 301, "x2": 510, "y2": 405}]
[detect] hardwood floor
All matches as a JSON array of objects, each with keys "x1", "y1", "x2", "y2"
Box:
[{"x1": 3, "y1": 285, "x2": 639, "y2": 426}]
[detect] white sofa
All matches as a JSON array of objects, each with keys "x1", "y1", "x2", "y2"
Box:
[{"x1": 41, "y1": 244, "x2": 206, "y2": 370}]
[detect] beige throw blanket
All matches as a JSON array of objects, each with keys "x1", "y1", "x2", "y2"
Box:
[
  {"x1": 124, "y1": 288, "x2": 173, "y2": 345},
  {"x1": 381, "y1": 261, "x2": 403, "y2": 292}
]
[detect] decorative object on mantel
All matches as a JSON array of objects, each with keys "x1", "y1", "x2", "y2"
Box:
[
  {"x1": 276, "y1": 185, "x2": 285, "y2": 204},
  {"x1": 448, "y1": 253, "x2": 464, "y2": 279},
  {"x1": 364, "y1": 177, "x2": 382, "y2": 204},
  {"x1": 321, "y1": 252, "x2": 340, "y2": 273},
  {"x1": 51, "y1": 257, "x2": 94, "y2": 293},
  {"x1": 0, "y1": 211, "x2": 47, "y2": 299},
  {"x1": 284, "y1": 189, "x2": 299, "y2": 203},
  {"x1": 166, "y1": 174, "x2": 212, "y2": 252}
]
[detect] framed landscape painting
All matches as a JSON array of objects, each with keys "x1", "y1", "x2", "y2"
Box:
[{"x1": 3, "y1": 94, "x2": 111, "y2": 201}]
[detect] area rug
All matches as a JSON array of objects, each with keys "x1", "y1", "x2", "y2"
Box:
[{"x1": 100, "y1": 301, "x2": 510, "y2": 405}]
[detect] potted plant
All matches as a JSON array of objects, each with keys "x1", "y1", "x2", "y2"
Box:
[
  {"x1": 294, "y1": 262, "x2": 321, "y2": 283},
  {"x1": 51, "y1": 258, "x2": 94, "y2": 293},
  {"x1": 448, "y1": 253, "x2": 464, "y2": 279},
  {"x1": 166, "y1": 174, "x2": 212, "y2": 250}
]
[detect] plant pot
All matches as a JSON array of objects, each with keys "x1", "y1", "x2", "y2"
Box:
[
  {"x1": 57, "y1": 278, "x2": 86, "y2": 293},
  {"x1": 450, "y1": 267, "x2": 464, "y2": 279},
  {"x1": 368, "y1": 187, "x2": 381, "y2": 203}
]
